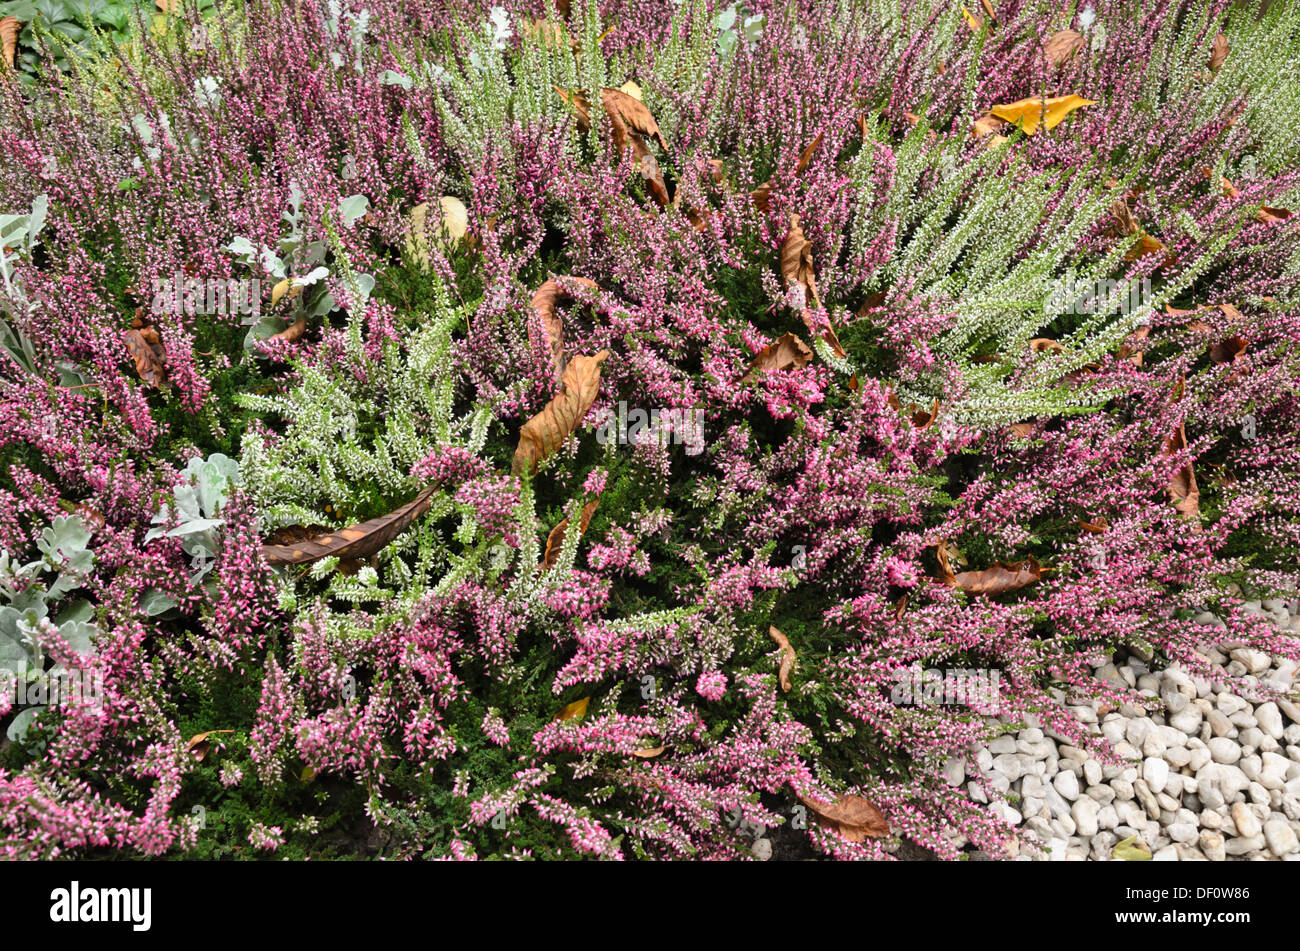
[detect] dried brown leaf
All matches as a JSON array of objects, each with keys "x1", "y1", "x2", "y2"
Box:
[
  {"x1": 1209, "y1": 32, "x2": 1229, "y2": 74},
  {"x1": 123, "y1": 328, "x2": 167, "y2": 388},
  {"x1": 742, "y1": 332, "x2": 813, "y2": 383},
  {"x1": 1161, "y1": 377, "x2": 1200, "y2": 519},
  {"x1": 554, "y1": 697, "x2": 589, "y2": 721},
  {"x1": 187, "y1": 729, "x2": 233, "y2": 762},
  {"x1": 512, "y1": 350, "x2": 610, "y2": 476},
  {"x1": 768, "y1": 625, "x2": 796, "y2": 692},
  {"x1": 1045, "y1": 29, "x2": 1084, "y2": 67},
  {"x1": 262, "y1": 487, "x2": 437, "y2": 565},
  {"x1": 780, "y1": 214, "x2": 820, "y2": 309},
  {"x1": 541, "y1": 498, "x2": 599, "y2": 571},
  {"x1": 798, "y1": 792, "x2": 890, "y2": 842},
  {"x1": 270, "y1": 314, "x2": 307, "y2": 343},
  {"x1": 0, "y1": 16, "x2": 18, "y2": 70},
  {"x1": 530, "y1": 276, "x2": 598, "y2": 385}
]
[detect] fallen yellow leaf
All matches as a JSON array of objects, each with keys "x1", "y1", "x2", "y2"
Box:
[
  {"x1": 555, "y1": 697, "x2": 589, "y2": 721},
  {"x1": 989, "y1": 94, "x2": 1096, "y2": 135}
]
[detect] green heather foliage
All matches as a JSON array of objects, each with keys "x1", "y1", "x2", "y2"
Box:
[{"x1": 0, "y1": 0, "x2": 1297, "y2": 860}]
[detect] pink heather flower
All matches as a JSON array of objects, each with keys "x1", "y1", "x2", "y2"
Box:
[
  {"x1": 696, "y1": 672, "x2": 727, "y2": 701},
  {"x1": 583, "y1": 468, "x2": 608, "y2": 495},
  {"x1": 885, "y1": 557, "x2": 920, "y2": 588},
  {"x1": 481, "y1": 708, "x2": 510, "y2": 747},
  {"x1": 248, "y1": 822, "x2": 283, "y2": 851},
  {"x1": 219, "y1": 763, "x2": 243, "y2": 787}
]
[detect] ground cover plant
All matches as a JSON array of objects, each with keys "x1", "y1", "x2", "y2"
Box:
[{"x1": 0, "y1": 0, "x2": 1298, "y2": 860}]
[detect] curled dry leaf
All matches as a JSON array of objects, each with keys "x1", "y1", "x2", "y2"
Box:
[
  {"x1": 780, "y1": 214, "x2": 820, "y2": 309},
  {"x1": 1079, "y1": 517, "x2": 1109, "y2": 534},
  {"x1": 1124, "y1": 232, "x2": 1168, "y2": 263},
  {"x1": 960, "y1": 4, "x2": 985, "y2": 31},
  {"x1": 936, "y1": 541, "x2": 1043, "y2": 595},
  {"x1": 262, "y1": 487, "x2": 437, "y2": 565},
  {"x1": 1209, "y1": 32, "x2": 1229, "y2": 74},
  {"x1": 271, "y1": 314, "x2": 307, "y2": 343},
  {"x1": 554, "y1": 86, "x2": 668, "y2": 152},
  {"x1": 187, "y1": 729, "x2": 234, "y2": 762},
  {"x1": 799, "y1": 308, "x2": 847, "y2": 360},
  {"x1": 556, "y1": 87, "x2": 669, "y2": 206},
  {"x1": 0, "y1": 16, "x2": 18, "y2": 70},
  {"x1": 970, "y1": 113, "x2": 1009, "y2": 144},
  {"x1": 522, "y1": 17, "x2": 574, "y2": 51},
  {"x1": 1105, "y1": 198, "x2": 1139, "y2": 238},
  {"x1": 1208, "y1": 335, "x2": 1248, "y2": 365},
  {"x1": 123, "y1": 328, "x2": 167, "y2": 388},
  {"x1": 540, "y1": 498, "x2": 600, "y2": 571},
  {"x1": 631, "y1": 745, "x2": 665, "y2": 759},
  {"x1": 530, "y1": 276, "x2": 598, "y2": 385},
  {"x1": 512, "y1": 350, "x2": 610, "y2": 476},
  {"x1": 264, "y1": 523, "x2": 333, "y2": 546},
  {"x1": 768, "y1": 625, "x2": 796, "y2": 692},
  {"x1": 887, "y1": 391, "x2": 940, "y2": 429},
  {"x1": 1203, "y1": 166, "x2": 1240, "y2": 200},
  {"x1": 1257, "y1": 205, "x2": 1292, "y2": 225},
  {"x1": 751, "y1": 132, "x2": 822, "y2": 212},
  {"x1": 798, "y1": 792, "x2": 890, "y2": 842},
  {"x1": 1161, "y1": 376, "x2": 1200, "y2": 519},
  {"x1": 554, "y1": 697, "x2": 589, "y2": 721},
  {"x1": 1029, "y1": 337, "x2": 1064, "y2": 354},
  {"x1": 57, "y1": 499, "x2": 106, "y2": 532},
  {"x1": 742, "y1": 332, "x2": 813, "y2": 383},
  {"x1": 1045, "y1": 29, "x2": 1084, "y2": 67},
  {"x1": 989, "y1": 94, "x2": 1095, "y2": 135},
  {"x1": 1117, "y1": 324, "x2": 1150, "y2": 366}
]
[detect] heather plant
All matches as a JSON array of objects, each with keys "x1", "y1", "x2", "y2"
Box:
[{"x1": 0, "y1": 0, "x2": 1298, "y2": 860}]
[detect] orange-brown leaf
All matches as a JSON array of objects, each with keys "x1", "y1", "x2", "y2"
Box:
[
  {"x1": 780, "y1": 215, "x2": 820, "y2": 309},
  {"x1": 512, "y1": 350, "x2": 610, "y2": 476},
  {"x1": 632, "y1": 136, "x2": 670, "y2": 207},
  {"x1": 1029, "y1": 337, "x2": 1064, "y2": 354},
  {"x1": 262, "y1": 487, "x2": 437, "y2": 565},
  {"x1": 187, "y1": 729, "x2": 233, "y2": 762},
  {"x1": 0, "y1": 16, "x2": 18, "y2": 70},
  {"x1": 1208, "y1": 335, "x2": 1248, "y2": 365},
  {"x1": 1045, "y1": 29, "x2": 1084, "y2": 68},
  {"x1": 768, "y1": 625, "x2": 796, "y2": 692},
  {"x1": 1161, "y1": 378, "x2": 1200, "y2": 519},
  {"x1": 631, "y1": 745, "x2": 665, "y2": 759},
  {"x1": 123, "y1": 328, "x2": 167, "y2": 388},
  {"x1": 530, "y1": 276, "x2": 598, "y2": 385},
  {"x1": 742, "y1": 332, "x2": 813, "y2": 382},
  {"x1": 541, "y1": 498, "x2": 600, "y2": 571},
  {"x1": 1118, "y1": 324, "x2": 1150, "y2": 366},
  {"x1": 799, "y1": 792, "x2": 890, "y2": 842},
  {"x1": 270, "y1": 314, "x2": 307, "y2": 343},
  {"x1": 601, "y1": 87, "x2": 668, "y2": 151},
  {"x1": 1209, "y1": 32, "x2": 1229, "y2": 74},
  {"x1": 954, "y1": 558, "x2": 1043, "y2": 595}
]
